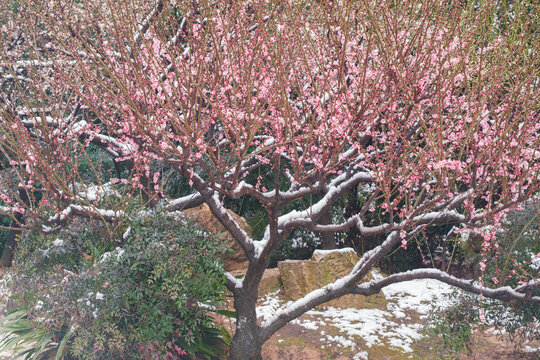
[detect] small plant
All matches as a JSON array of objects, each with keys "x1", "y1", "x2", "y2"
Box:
[
  {"x1": 427, "y1": 292, "x2": 477, "y2": 356},
  {"x1": 0, "y1": 306, "x2": 73, "y2": 360}
]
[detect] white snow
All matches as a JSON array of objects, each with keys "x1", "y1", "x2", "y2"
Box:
[
  {"x1": 78, "y1": 183, "x2": 119, "y2": 202},
  {"x1": 52, "y1": 238, "x2": 64, "y2": 247},
  {"x1": 326, "y1": 334, "x2": 356, "y2": 349},
  {"x1": 530, "y1": 252, "x2": 540, "y2": 271},
  {"x1": 313, "y1": 248, "x2": 356, "y2": 256},
  {"x1": 100, "y1": 247, "x2": 125, "y2": 263},
  {"x1": 291, "y1": 318, "x2": 322, "y2": 330},
  {"x1": 257, "y1": 277, "x2": 460, "y2": 358},
  {"x1": 70, "y1": 120, "x2": 88, "y2": 134},
  {"x1": 257, "y1": 291, "x2": 289, "y2": 322},
  {"x1": 71, "y1": 205, "x2": 121, "y2": 219},
  {"x1": 381, "y1": 278, "x2": 455, "y2": 317},
  {"x1": 353, "y1": 350, "x2": 369, "y2": 360}
]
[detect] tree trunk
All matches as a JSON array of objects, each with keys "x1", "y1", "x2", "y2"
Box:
[
  {"x1": 228, "y1": 289, "x2": 262, "y2": 360},
  {"x1": 0, "y1": 190, "x2": 27, "y2": 268},
  {"x1": 344, "y1": 186, "x2": 360, "y2": 249},
  {"x1": 440, "y1": 239, "x2": 448, "y2": 272},
  {"x1": 0, "y1": 226, "x2": 19, "y2": 267},
  {"x1": 319, "y1": 210, "x2": 335, "y2": 250}
]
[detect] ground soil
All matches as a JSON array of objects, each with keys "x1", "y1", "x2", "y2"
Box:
[
  {"x1": 260, "y1": 320, "x2": 540, "y2": 360},
  {"x1": 255, "y1": 290, "x2": 539, "y2": 360}
]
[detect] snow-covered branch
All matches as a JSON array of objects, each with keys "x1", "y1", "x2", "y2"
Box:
[
  {"x1": 253, "y1": 171, "x2": 373, "y2": 259},
  {"x1": 188, "y1": 171, "x2": 256, "y2": 261},
  {"x1": 47, "y1": 204, "x2": 123, "y2": 225},
  {"x1": 258, "y1": 230, "x2": 402, "y2": 340},
  {"x1": 133, "y1": 0, "x2": 164, "y2": 45},
  {"x1": 166, "y1": 193, "x2": 203, "y2": 211},
  {"x1": 225, "y1": 271, "x2": 242, "y2": 291},
  {"x1": 352, "y1": 268, "x2": 540, "y2": 303}
]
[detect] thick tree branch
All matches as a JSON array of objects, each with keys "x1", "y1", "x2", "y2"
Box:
[
  {"x1": 166, "y1": 193, "x2": 203, "y2": 211},
  {"x1": 187, "y1": 170, "x2": 256, "y2": 262},
  {"x1": 133, "y1": 0, "x2": 165, "y2": 46},
  {"x1": 352, "y1": 268, "x2": 540, "y2": 303},
  {"x1": 47, "y1": 203, "x2": 122, "y2": 225}
]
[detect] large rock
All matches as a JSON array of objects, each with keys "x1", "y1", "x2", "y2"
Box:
[
  {"x1": 228, "y1": 267, "x2": 282, "y2": 297},
  {"x1": 278, "y1": 248, "x2": 387, "y2": 309},
  {"x1": 258, "y1": 268, "x2": 282, "y2": 297},
  {"x1": 183, "y1": 204, "x2": 250, "y2": 272}
]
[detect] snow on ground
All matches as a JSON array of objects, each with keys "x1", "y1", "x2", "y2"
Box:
[
  {"x1": 257, "y1": 278, "x2": 457, "y2": 359},
  {"x1": 381, "y1": 277, "x2": 455, "y2": 319},
  {"x1": 524, "y1": 345, "x2": 540, "y2": 353}
]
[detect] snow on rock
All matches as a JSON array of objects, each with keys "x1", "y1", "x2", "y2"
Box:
[{"x1": 312, "y1": 247, "x2": 356, "y2": 256}]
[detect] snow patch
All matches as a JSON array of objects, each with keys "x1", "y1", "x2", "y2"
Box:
[
  {"x1": 326, "y1": 334, "x2": 356, "y2": 349},
  {"x1": 524, "y1": 345, "x2": 540, "y2": 353},
  {"x1": 353, "y1": 350, "x2": 369, "y2": 360},
  {"x1": 257, "y1": 278, "x2": 461, "y2": 356},
  {"x1": 291, "y1": 318, "x2": 321, "y2": 330},
  {"x1": 382, "y1": 278, "x2": 455, "y2": 317}
]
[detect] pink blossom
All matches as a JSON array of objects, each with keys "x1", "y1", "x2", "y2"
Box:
[
  {"x1": 479, "y1": 309, "x2": 486, "y2": 324},
  {"x1": 479, "y1": 261, "x2": 486, "y2": 272}
]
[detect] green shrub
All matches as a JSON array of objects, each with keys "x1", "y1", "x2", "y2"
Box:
[
  {"x1": 9, "y1": 209, "x2": 231, "y2": 359},
  {"x1": 427, "y1": 292, "x2": 477, "y2": 356}
]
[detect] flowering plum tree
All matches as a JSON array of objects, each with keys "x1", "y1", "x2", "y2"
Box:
[{"x1": 0, "y1": 0, "x2": 539, "y2": 358}]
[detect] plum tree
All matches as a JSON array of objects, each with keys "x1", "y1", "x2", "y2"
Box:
[{"x1": 0, "y1": 0, "x2": 538, "y2": 358}]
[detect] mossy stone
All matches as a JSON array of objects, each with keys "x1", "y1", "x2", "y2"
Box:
[{"x1": 278, "y1": 248, "x2": 387, "y2": 309}]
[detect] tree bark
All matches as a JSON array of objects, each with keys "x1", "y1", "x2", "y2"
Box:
[
  {"x1": 228, "y1": 288, "x2": 262, "y2": 360},
  {"x1": 0, "y1": 225, "x2": 19, "y2": 267},
  {"x1": 344, "y1": 186, "x2": 360, "y2": 249},
  {"x1": 440, "y1": 238, "x2": 448, "y2": 272},
  {"x1": 0, "y1": 189, "x2": 27, "y2": 268},
  {"x1": 319, "y1": 209, "x2": 335, "y2": 250}
]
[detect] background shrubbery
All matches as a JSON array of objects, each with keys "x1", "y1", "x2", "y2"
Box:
[
  {"x1": 5, "y1": 209, "x2": 231, "y2": 359},
  {"x1": 428, "y1": 202, "x2": 540, "y2": 355}
]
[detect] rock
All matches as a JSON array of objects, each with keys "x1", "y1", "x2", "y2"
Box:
[
  {"x1": 278, "y1": 248, "x2": 387, "y2": 309},
  {"x1": 183, "y1": 204, "x2": 251, "y2": 272},
  {"x1": 228, "y1": 267, "x2": 282, "y2": 297},
  {"x1": 258, "y1": 268, "x2": 282, "y2": 297}
]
